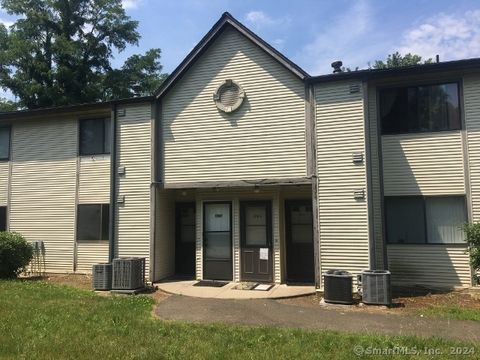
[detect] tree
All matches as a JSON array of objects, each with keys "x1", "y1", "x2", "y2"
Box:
[
  {"x1": 372, "y1": 52, "x2": 433, "y2": 69},
  {"x1": 0, "y1": 98, "x2": 17, "y2": 112},
  {"x1": 0, "y1": 0, "x2": 167, "y2": 110}
]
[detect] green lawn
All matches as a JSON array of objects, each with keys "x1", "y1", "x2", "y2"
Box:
[
  {"x1": 418, "y1": 306, "x2": 480, "y2": 322},
  {"x1": 0, "y1": 280, "x2": 477, "y2": 360}
]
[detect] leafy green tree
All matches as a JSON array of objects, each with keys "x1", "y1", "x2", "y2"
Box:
[
  {"x1": 0, "y1": 98, "x2": 17, "y2": 112},
  {"x1": 0, "y1": 0, "x2": 166, "y2": 109},
  {"x1": 372, "y1": 52, "x2": 433, "y2": 69}
]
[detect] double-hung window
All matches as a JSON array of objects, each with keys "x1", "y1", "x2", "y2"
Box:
[
  {"x1": 385, "y1": 196, "x2": 467, "y2": 244},
  {"x1": 79, "y1": 118, "x2": 111, "y2": 155},
  {"x1": 380, "y1": 83, "x2": 461, "y2": 135},
  {"x1": 76, "y1": 204, "x2": 110, "y2": 241},
  {"x1": 0, "y1": 126, "x2": 11, "y2": 160}
]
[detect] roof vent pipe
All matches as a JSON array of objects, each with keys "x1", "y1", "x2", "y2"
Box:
[
  {"x1": 331, "y1": 61, "x2": 343, "y2": 73},
  {"x1": 436, "y1": 54, "x2": 440, "y2": 63}
]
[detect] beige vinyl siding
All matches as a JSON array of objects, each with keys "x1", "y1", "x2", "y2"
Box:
[
  {"x1": 10, "y1": 119, "x2": 77, "y2": 272},
  {"x1": 76, "y1": 242, "x2": 109, "y2": 273},
  {"x1": 116, "y1": 103, "x2": 152, "y2": 276},
  {"x1": 367, "y1": 87, "x2": 385, "y2": 270},
  {"x1": 162, "y1": 27, "x2": 306, "y2": 185},
  {"x1": 375, "y1": 77, "x2": 470, "y2": 288},
  {"x1": 76, "y1": 155, "x2": 111, "y2": 272},
  {"x1": 0, "y1": 162, "x2": 8, "y2": 206},
  {"x1": 315, "y1": 81, "x2": 370, "y2": 283},
  {"x1": 78, "y1": 155, "x2": 110, "y2": 203},
  {"x1": 388, "y1": 245, "x2": 471, "y2": 288},
  {"x1": 464, "y1": 73, "x2": 480, "y2": 222},
  {"x1": 382, "y1": 132, "x2": 465, "y2": 196},
  {"x1": 153, "y1": 189, "x2": 175, "y2": 281}
]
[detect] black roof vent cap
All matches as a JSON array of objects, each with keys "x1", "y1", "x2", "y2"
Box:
[{"x1": 331, "y1": 61, "x2": 343, "y2": 73}]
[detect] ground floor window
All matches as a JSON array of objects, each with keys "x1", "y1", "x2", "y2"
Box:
[
  {"x1": 76, "y1": 204, "x2": 110, "y2": 241},
  {"x1": 0, "y1": 206, "x2": 6, "y2": 231},
  {"x1": 385, "y1": 196, "x2": 467, "y2": 244}
]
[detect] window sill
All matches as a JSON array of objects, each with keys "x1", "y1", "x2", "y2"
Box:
[{"x1": 387, "y1": 243, "x2": 467, "y2": 247}]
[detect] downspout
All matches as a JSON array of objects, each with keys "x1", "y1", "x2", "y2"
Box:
[
  {"x1": 149, "y1": 99, "x2": 160, "y2": 282},
  {"x1": 363, "y1": 80, "x2": 376, "y2": 270},
  {"x1": 108, "y1": 103, "x2": 118, "y2": 263}
]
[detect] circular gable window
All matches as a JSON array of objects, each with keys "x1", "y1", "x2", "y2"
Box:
[{"x1": 213, "y1": 79, "x2": 245, "y2": 113}]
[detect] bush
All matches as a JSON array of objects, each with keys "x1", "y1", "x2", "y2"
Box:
[
  {"x1": 462, "y1": 223, "x2": 480, "y2": 285},
  {"x1": 0, "y1": 232, "x2": 33, "y2": 278}
]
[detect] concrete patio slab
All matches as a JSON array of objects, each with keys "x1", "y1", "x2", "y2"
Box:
[{"x1": 155, "y1": 280, "x2": 316, "y2": 299}]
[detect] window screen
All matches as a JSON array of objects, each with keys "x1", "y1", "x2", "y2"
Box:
[
  {"x1": 0, "y1": 207, "x2": 6, "y2": 232},
  {"x1": 426, "y1": 197, "x2": 466, "y2": 244},
  {"x1": 0, "y1": 127, "x2": 10, "y2": 160},
  {"x1": 77, "y1": 204, "x2": 110, "y2": 241},
  {"x1": 79, "y1": 118, "x2": 111, "y2": 155}
]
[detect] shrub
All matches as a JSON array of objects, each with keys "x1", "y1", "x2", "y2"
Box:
[
  {"x1": 462, "y1": 223, "x2": 480, "y2": 285},
  {"x1": 0, "y1": 232, "x2": 33, "y2": 278}
]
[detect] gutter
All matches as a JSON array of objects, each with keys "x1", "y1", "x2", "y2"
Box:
[{"x1": 108, "y1": 102, "x2": 118, "y2": 262}]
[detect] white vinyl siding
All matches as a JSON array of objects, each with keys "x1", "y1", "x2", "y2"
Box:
[
  {"x1": 162, "y1": 28, "x2": 306, "y2": 185},
  {"x1": 115, "y1": 103, "x2": 152, "y2": 276},
  {"x1": 9, "y1": 119, "x2": 77, "y2": 272},
  {"x1": 382, "y1": 131, "x2": 465, "y2": 196},
  {"x1": 315, "y1": 81, "x2": 370, "y2": 285}
]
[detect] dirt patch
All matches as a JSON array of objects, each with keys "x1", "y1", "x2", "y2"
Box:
[
  {"x1": 46, "y1": 273, "x2": 93, "y2": 290},
  {"x1": 278, "y1": 288, "x2": 480, "y2": 315}
]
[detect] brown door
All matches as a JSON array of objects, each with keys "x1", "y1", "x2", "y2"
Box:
[
  {"x1": 203, "y1": 202, "x2": 233, "y2": 280},
  {"x1": 240, "y1": 201, "x2": 273, "y2": 282},
  {"x1": 285, "y1": 200, "x2": 314, "y2": 283},
  {"x1": 175, "y1": 202, "x2": 196, "y2": 277}
]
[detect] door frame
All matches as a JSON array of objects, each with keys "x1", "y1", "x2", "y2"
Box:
[
  {"x1": 240, "y1": 200, "x2": 273, "y2": 282},
  {"x1": 285, "y1": 199, "x2": 315, "y2": 283},
  {"x1": 202, "y1": 201, "x2": 233, "y2": 280},
  {"x1": 175, "y1": 201, "x2": 196, "y2": 278}
]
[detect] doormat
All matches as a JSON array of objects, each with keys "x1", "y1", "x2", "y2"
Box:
[
  {"x1": 233, "y1": 282, "x2": 258, "y2": 290},
  {"x1": 253, "y1": 284, "x2": 274, "y2": 291},
  {"x1": 193, "y1": 280, "x2": 229, "y2": 288}
]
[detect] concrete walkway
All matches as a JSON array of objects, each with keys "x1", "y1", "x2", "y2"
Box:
[
  {"x1": 156, "y1": 280, "x2": 315, "y2": 299},
  {"x1": 155, "y1": 295, "x2": 480, "y2": 342}
]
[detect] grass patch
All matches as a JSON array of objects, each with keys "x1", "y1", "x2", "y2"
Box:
[
  {"x1": 418, "y1": 306, "x2": 480, "y2": 322},
  {"x1": 0, "y1": 280, "x2": 478, "y2": 359}
]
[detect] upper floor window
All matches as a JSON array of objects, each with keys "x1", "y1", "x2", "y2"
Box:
[
  {"x1": 79, "y1": 118, "x2": 111, "y2": 155},
  {"x1": 0, "y1": 126, "x2": 11, "y2": 160},
  {"x1": 380, "y1": 83, "x2": 461, "y2": 135}
]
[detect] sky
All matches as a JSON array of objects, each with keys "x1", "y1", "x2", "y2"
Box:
[{"x1": 1, "y1": 0, "x2": 480, "y2": 98}]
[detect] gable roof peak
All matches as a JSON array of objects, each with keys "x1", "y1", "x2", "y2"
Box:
[{"x1": 154, "y1": 12, "x2": 309, "y2": 98}]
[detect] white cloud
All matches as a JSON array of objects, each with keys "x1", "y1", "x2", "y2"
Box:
[
  {"x1": 122, "y1": 0, "x2": 143, "y2": 10},
  {"x1": 396, "y1": 10, "x2": 480, "y2": 61},
  {"x1": 244, "y1": 11, "x2": 291, "y2": 28},
  {"x1": 272, "y1": 38, "x2": 285, "y2": 50},
  {"x1": 295, "y1": 0, "x2": 384, "y2": 74},
  {"x1": 0, "y1": 18, "x2": 13, "y2": 28}
]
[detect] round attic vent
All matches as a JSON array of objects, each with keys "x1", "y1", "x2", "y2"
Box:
[{"x1": 213, "y1": 80, "x2": 245, "y2": 113}]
